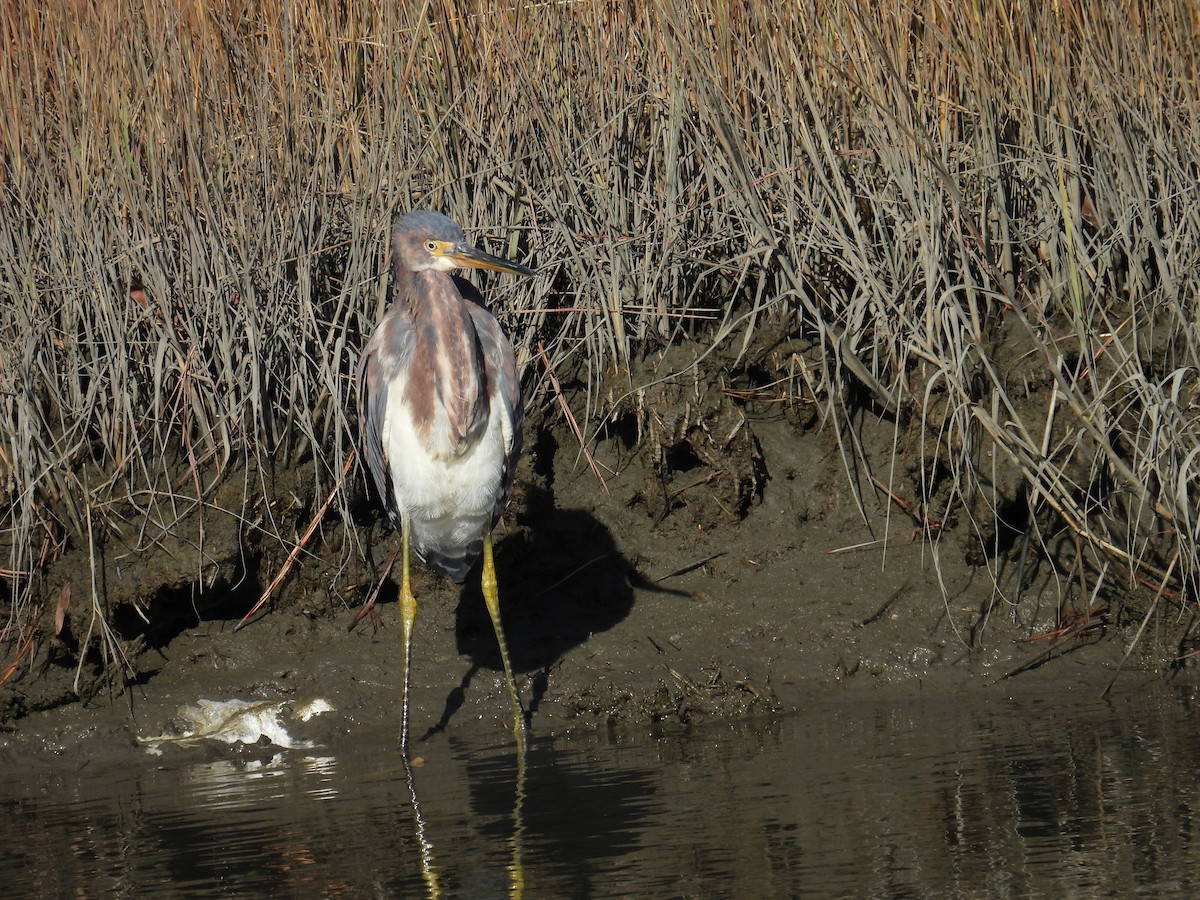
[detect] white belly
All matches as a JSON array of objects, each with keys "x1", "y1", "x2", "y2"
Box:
[{"x1": 382, "y1": 380, "x2": 510, "y2": 561}]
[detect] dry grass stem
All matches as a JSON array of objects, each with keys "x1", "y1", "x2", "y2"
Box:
[{"x1": 3, "y1": 0, "x2": 1199, "y2": 689}]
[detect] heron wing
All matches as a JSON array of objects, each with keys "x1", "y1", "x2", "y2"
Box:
[
  {"x1": 356, "y1": 312, "x2": 411, "y2": 524},
  {"x1": 467, "y1": 302, "x2": 523, "y2": 521}
]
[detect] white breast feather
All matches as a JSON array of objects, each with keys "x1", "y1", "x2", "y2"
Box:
[{"x1": 381, "y1": 370, "x2": 508, "y2": 558}]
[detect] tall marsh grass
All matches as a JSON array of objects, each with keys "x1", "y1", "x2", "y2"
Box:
[{"x1": 2, "y1": 1, "x2": 1199, "y2": 686}]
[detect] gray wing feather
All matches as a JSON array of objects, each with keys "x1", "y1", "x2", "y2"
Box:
[{"x1": 356, "y1": 314, "x2": 410, "y2": 524}]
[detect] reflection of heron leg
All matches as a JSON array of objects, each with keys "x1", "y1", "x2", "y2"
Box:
[
  {"x1": 507, "y1": 737, "x2": 527, "y2": 899},
  {"x1": 400, "y1": 514, "x2": 418, "y2": 755},
  {"x1": 482, "y1": 524, "x2": 525, "y2": 752},
  {"x1": 403, "y1": 753, "x2": 442, "y2": 898}
]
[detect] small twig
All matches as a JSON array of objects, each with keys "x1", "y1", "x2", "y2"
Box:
[
  {"x1": 667, "y1": 472, "x2": 714, "y2": 500},
  {"x1": 1101, "y1": 551, "x2": 1179, "y2": 699},
  {"x1": 859, "y1": 584, "x2": 908, "y2": 627},
  {"x1": 1130, "y1": 570, "x2": 1187, "y2": 605},
  {"x1": 235, "y1": 451, "x2": 356, "y2": 631},
  {"x1": 1075, "y1": 314, "x2": 1133, "y2": 383},
  {"x1": 654, "y1": 553, "x2": 726, "y2": 582},
  {"x1": 529, "y1": 553, "x2": 615, "y2": 597},
  {"x1": 348, "y1": 538, "x2": 402, "y2": 631},
  {"x1": 825, "y1": 539, "x2": 884, "y2": 555},
  {"x1": 0, "y1": 625, "x2": 37, "y2": 686},
  {"x1": 870, "y1": 475, "x2": 943, "y2": 537},
  {"x1": 536, "y1": 341, "x2": 609, "y2": 494},
  {"x1": 1019, "y1": 605, "x2": 1109, "y2": 643}
]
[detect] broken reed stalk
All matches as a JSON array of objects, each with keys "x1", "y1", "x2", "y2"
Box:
[{"x1": 235, "y1": 452, "x2": 357, "y2": 631}]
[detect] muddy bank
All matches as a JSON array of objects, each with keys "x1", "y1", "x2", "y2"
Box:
[{"x1": 3, "y1": 359, "x2": 1193, "y2": 753}]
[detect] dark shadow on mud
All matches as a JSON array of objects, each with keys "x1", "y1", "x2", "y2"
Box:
[
  {"x1": 420, "y1": 485, "x2": 674, "y2": 740},
  {"x1": 112, "y1": 574, "x2": 265, "y2": 651}
]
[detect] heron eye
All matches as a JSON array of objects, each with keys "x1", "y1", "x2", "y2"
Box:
[{"x1": 424, "y1": 240, "x2": 438, "y2": 254}]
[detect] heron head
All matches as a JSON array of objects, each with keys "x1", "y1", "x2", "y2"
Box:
[{"x1": 392, "y1": 209, "x2": 535, "y2": 278}]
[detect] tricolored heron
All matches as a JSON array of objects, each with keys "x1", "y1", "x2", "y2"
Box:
[{"x1": 356, "y1": 209, "x2": 533, "y2": 755}]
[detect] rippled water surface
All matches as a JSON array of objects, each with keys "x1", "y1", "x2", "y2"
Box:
[{"x1": 3, "y1": 686, "x2": 1198, "y2": 897}]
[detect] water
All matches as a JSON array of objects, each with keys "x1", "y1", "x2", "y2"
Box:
[{"x1": 2, "y1": 686, "x2": 1198, "y2": 897}]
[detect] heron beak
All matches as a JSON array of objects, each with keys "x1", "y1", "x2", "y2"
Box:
[{"x1": 448, "y1": 242, "x2": 536, "y2": 278}]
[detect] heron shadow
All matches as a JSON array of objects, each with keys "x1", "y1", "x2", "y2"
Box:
[{"x1": 422, "y1": 485, "x2": 640, "y2": 738}]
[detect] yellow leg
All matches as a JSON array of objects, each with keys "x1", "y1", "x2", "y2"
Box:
[
  {"x1": 399, "y1": 515, "x2": 417, "y2": 756},
  {"x1": 482, "y1": 524, "x2": 525, "y2": 752}
]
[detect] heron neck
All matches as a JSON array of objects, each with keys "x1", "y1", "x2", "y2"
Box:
[{"x1": 402, "y1": 269, "x2": 487, "y2": 455}]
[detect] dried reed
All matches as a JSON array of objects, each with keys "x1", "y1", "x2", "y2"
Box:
[{"x1": 2, "y1": 1, "x2": 1198, "y2": 688}]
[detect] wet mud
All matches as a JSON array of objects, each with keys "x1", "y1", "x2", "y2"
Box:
[{"x1": 2, "y1": 349, "x2": 1195, "y2": 755}]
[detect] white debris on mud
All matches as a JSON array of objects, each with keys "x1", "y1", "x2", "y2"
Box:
[{"x1": 139, "y1": 697, "x2": 334, "y2": 755}]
